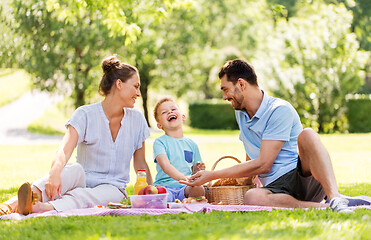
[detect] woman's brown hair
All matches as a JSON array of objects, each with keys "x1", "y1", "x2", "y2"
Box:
[{"x1": 99, "y1": 56, "x2": 138, "y2": 96}]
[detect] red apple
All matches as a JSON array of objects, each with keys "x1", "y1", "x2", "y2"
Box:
[
  {"x1": 143, "y1": 185, "x2": 158, "y2": 195},
  {"x1": 138, "y1": 187, "x2": 145, "y2": 195},
  {"x1": 156, "y1": 186, "x2": 167, "y2": 194}
]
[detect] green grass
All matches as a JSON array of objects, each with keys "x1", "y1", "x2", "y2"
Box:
[
  {"x1": 0, "y1": 131, "x2": 370, "y2": 239},
  {"x1": 0, "y1": 206, "x2": 370, "y2": 239},
  {"x1": 0, "y1": 69, "x2": 31, "y2": 107},
  {"x1": 0, "y1": 133, "x2": 370, "y2": 190}
]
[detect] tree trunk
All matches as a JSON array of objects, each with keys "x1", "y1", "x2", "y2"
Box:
[
  {"x1": 203, "y1": 69, "x2": 213, "y2": 99},
  {"x1": 74, "y1": 86, "x2": 85, "y2": 109},
  {"x1": 140, "y1": 80, "x2": 150, "y2": 127}
]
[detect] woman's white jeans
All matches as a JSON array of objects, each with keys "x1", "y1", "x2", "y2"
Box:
[{"x1": 32, "y1": 163, "x2": 126, "y2": 211}]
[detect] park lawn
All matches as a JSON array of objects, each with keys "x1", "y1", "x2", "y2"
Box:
[
  {"x1": 0, "y1": 204, "x2": 370, "y2": 240},
  {"x1": 0, "y1": 132, "x2": 370, "y2": 190},
  {"x1": 1, "y1": 132, "x2": 371, "y2": 191},
  {"x1": 0, "y1": 69, "x2": 31, "y2": 107},
  {"x1": 0, "y1": 132, "x2": 370, "y2": 239}
]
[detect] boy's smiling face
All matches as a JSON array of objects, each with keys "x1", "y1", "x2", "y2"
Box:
[{"x1": 156, "y1": 100, "x2": 185, "y2": 131}]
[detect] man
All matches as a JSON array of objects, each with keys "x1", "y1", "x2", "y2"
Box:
[{"x1": 181, "y1": 59, "x2": 369, "y2": 212}]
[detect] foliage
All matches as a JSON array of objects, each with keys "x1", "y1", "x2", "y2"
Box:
[
  {"x1": 1, "y1": 0, "x2": 371, "y2": 132},
  {"x1": 188, "y1": 100, "x2": 238, "y2": 129},
  {"x1": 256, "y1": 2, "x2": 368, "y2": 133},
  {"x1": 334, "y1": 0, "x2": 371, "y2": 93},
  {"x1": 346, "y1": 95, "x2": 371, "y2": 132},
  {"x1": 342, "y1": 0, "x2": 371, "y2": 52},
  {"x1": 152, "y1": 0, "x2": 274, "y2": 101},
  {"x1": 0, "y1": 0, "x2": 177, "y2": 109}
]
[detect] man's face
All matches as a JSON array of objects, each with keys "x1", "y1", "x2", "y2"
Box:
[{"x1": 220, "y1": 75, "x2": 244, "y2": 110}]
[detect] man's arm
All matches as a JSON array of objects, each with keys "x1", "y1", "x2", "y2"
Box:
[
  {"x1": 156, "y1": 154, "x2": 188, "y2": 181},
  {"x1": 133, "y1": 142, "x2": 153, "y2": 185},
  {"x1": 180, "y1": 140, "x2": 284, "y2": 186}
]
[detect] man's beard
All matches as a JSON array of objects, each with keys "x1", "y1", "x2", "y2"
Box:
[{"x1": 231, "y1": 88, "x2": 244, "y2": 110}]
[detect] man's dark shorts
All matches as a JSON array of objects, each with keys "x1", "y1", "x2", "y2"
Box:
[{"x1": 262, "y1": 157, "x2": 326, "y2": 202}]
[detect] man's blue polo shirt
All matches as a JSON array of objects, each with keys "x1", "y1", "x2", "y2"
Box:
[{"x1": 235, "y1": 90, "x2": 303, "y2": 186}]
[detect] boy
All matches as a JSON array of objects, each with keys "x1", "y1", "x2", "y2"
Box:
[{"x1": 153, "y1": 97, "x2": 205, "y2": 202}]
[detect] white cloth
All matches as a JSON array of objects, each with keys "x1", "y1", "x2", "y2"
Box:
[
  {"x1": 32, "y1": 163, "x2": 126, "y2": 211},
  {"x1": 29, "y1": 103, "x2": 149, "y2": 211},
  {"x1": 65, "y1": 102, "x2": 150, "y2": 189}
]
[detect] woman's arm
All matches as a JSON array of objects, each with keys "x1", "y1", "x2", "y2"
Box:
[
  {"x1": 156, "y1": 154, "x2": 188, "y2": 181},
  {"x1": 45, "y1": 125, "x2": 78, "y2": 200},
  {"x1": 133, "y1": 142, "x2": 153, "y2": 185}
]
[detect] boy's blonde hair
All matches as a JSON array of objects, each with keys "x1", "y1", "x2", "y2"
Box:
[{"x1": 153, "y1": 97, "x2": 176, "y2": 122}]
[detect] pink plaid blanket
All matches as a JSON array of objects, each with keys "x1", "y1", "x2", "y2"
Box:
[{"x1": 1, "y1": 204, "x2": 370, "y2": 220}]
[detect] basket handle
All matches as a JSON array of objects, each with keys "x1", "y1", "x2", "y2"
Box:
[
  {"x1": 210, "y1": 156, "x2": 241, "y2": 171},
  {"x1": 207, "y1": 156, "x2": 241, "y2": 187}
]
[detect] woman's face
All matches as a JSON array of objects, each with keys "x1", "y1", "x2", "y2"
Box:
[{"x1": 118, "y1": 73, "x2": 141, "y2": 108}]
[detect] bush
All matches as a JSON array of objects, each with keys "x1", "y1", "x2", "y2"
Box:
[
  {"x1": 189, "y1": 99, "x2": 238, "y2": 129},
  {"x1": 346, "y1": 94, "x2": 371, "y2": 133}
]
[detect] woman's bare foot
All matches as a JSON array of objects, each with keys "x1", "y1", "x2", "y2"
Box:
[
  {"x1": 32, "y1": 202, "x2": 55, "y2": 213},
  {"x1": 31, "y1": 186, "x2": 43, "y2": 202}
]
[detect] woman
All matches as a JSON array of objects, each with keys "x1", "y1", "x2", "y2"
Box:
[{"x1": 0, "y1": 56, "x2": 153, "y2": 215}]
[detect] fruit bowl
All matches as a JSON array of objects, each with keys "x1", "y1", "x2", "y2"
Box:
[{"x1": 129, "y1": 194, "x2": 168, "y2": 209}]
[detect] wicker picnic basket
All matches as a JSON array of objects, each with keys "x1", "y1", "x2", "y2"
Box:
[{"x1": 204, "y1": 156, "x2": 256, "y2": 205}]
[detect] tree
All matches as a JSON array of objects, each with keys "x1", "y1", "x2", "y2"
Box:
[
  {"x1": 0, "y1": 0, "x2": 176, "y2": 109},
  {"x1": 256, "y1": 2, "x2": 368, "y2": 133},
  {"x1": 152, "y1": 0, "x2": 275, "y2": 102},
  {"x1": 345, "y1": 0, "x2": 371, "y2": 92}
]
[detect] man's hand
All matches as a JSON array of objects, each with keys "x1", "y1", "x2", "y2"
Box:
[
  {"x1": 45, "y1": 173, "x2": 62, "y2": 201},
  {"x1": 179, "y1": 170, "x2": 213, "y2": 186},
  {"x1": 192, "y1": 162, "x2": 206, "y2": 174}
]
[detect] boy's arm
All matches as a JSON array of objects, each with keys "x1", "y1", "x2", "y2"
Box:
[{"x1": 156, "y1": 154, "x2": 188, "y2": 181}]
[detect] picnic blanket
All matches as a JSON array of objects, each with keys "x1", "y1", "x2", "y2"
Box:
[{"x1": 1, "y1": 204, "x2": 370, "y2": 220}]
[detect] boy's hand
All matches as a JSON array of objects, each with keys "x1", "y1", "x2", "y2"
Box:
[
  {"x1": 180, "y1": 170, "x2": 211, "y2": 186},
  {"x1": 193, "y1": 162, "x2": 206, "y2": 173}
]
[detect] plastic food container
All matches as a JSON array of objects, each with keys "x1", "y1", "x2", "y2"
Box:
[{"x1": 129, "y1": 194, "x2": 168, "y2": 209}]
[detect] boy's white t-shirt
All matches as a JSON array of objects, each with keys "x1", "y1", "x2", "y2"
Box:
[{"x1": 66, "y1": 102, "x2": 150, "y2": 190}]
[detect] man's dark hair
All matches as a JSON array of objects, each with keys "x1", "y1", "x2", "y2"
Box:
[{"x1": 218, "y1": 59, "x2": 258, "y2": 86}]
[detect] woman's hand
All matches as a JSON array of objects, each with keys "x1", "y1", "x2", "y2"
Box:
[{"x1": 45, "y1": 172, "x2": 62, "y2": 201}]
